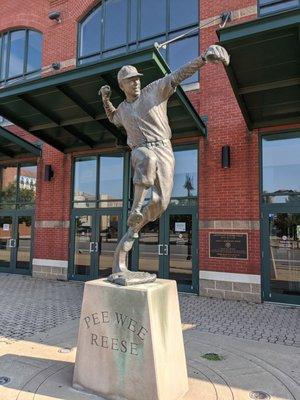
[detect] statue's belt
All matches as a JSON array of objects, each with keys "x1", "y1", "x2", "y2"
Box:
[{"x1": 132, "y1": 139, "x2": 170, "y2": 150}]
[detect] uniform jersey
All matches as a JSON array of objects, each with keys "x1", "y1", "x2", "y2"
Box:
[{"x1": 112, "y1": 75, "x2": 176, "y2": 149}]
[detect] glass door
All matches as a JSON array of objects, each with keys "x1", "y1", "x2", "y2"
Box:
[
  {"x1": 0, "y1": 215, "x2": 13, "y2": 272},
  {"x1": 15, "y1": 215, "x2": 33, "y2": 273},
  {"x1": 70, "y1": 210, "x2": 122, "y2": 281},
  {"x1": 97, "y1": 212, "x2": 121, "y2": 278},
  {"x1": 0, "y1": 213, "x2": 33, "y2": 274},
  {"x1": 263, "y1": 209, "x2": 300, "y2": 304},
  {"x1": 70, "y1": 212, "x2": 95, "y2": 281},
  {"x1": 130, "y1": 208, "x2": 198, "y2": 293},
  {"x1": 164, "y1": 209, "x2": 198, "y2": 293}
]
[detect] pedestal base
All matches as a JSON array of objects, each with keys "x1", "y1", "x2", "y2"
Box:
[{"x1": 73, "y1": 279, "x2": 188, "y2": 400}]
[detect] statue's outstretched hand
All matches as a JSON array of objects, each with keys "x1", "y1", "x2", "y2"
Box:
[
  {"x1": 204, "y1": 45, "x2": 230, "y2": 66},
  {"x1": 99, "y1": 85, "x2": 112, "y2": 100}
]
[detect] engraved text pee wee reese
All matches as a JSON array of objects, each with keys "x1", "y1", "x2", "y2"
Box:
[{"x1": 83, "y1": 311, "x2": 149, "y2": 356}]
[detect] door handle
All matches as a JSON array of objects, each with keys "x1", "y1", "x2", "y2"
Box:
[
  {"x1": 8, "y1": 239, "x2": 16, "y2": 248},
  {"x1": 89, "y1": 242, "x2": 94, "y2": 253},
  {"x1": 164, "y1": 244, "x2": 168, "y2": 256},
  {"x1": 158, "y1": 244, "x2": 163, "y2": 255}
]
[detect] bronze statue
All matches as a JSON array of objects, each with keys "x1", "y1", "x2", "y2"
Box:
[{"x1": 99, "y1": 45, "x2": 229, "y2": 285}]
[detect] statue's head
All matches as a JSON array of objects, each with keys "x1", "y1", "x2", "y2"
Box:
[{"x1": 117, "y1": 65, "x2": 143, "y2": 101}]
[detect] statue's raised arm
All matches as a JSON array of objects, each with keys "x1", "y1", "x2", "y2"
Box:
[{"x1": 170, "y1": 44, "x2": 230, "y2": 88}]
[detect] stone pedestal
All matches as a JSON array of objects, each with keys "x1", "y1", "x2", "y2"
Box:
[{"x1": 73, "y1": 278, "x2": 188, "y2": 400}]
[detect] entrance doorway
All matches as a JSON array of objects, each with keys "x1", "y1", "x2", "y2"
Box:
[
  {"x1": 0, "y1": 211, "x2": 34, "y2": 275},
  {"x1": 69, "y1": 210, "x2": 122, "y2": 281},
  {"x1": 262, "y1": 207, "x2": 300, "y2": 304},
  {"x1": 261, "y1": 133, "x2": 300, "y2": 304},
  {"x1": 131, "y1": 207, "x2": 198, "y2": 293}
]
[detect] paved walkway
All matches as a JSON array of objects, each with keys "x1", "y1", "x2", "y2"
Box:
[
  {"x1": 0, "y1": 274, "x2": 299, "y2": 346},
  {"x1": 0, "y1": 274, "x2": 299, "y2": 400}
]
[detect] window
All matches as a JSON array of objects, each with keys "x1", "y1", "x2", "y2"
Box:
[
  {"x1": 0, "y1": 29, "x2": 42, "y2": 85},
  {"x1": 0, "y1": 164, "x2": 37, "y2": 209},
  {"x1": 170, "y1": 146, "x2": 198, "y2": 206},
  {"x1": 78, "y1": 0, "x2": 199, "y2": 84},
  {"x1": 262, "y1": 133, "x2": 300, "y2": 203},
  {"x1": 258, "y1": 0, "x2": 300, "y2": 16},
  {"x1": 73, "y1": 154, "x2": 124, "y2": 208}
]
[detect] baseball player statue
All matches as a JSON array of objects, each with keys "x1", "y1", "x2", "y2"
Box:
[{"x1": 99, "y1": 44, "x2": 229, "y2": 285}]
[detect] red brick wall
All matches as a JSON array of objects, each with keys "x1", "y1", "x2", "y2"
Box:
[
  {"x1": 0, "y1": 0, "x2": 262, "y2": 274},
  {"x1": 198, "y1": 0, "x2": 260, "y2": 275}
]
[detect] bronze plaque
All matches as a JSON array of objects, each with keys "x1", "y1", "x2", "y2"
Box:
[{"x1": 209, "y1": 233, "x2": 248, "y2": 259}]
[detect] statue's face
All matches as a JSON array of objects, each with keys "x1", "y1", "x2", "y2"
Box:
[{"x1": 120, "y1": 76, "x2": 141, "y2": 101}]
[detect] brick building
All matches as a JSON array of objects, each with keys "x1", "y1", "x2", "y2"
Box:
[{"x1": 0, "y1": 0, "x2": 299, "y2": 304}]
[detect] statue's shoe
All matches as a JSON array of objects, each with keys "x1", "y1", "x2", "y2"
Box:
[
  {"x1": 107, "y1": 270, "x2": 157, "y2": 286},
  {"x1": 127, "y1": 210, "x2": 143, "y2": 227}
]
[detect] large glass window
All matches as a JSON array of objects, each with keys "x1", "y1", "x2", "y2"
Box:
[
  {"x1": 262, "y1": 133, "x2": 300, "y2": 203},
  {"x1": 0, "y1": 29, "x2": 42, "y2": 85},
  {"x1": 73, "y1": 154, "x2": 124, "y2": 208},
  {"x1": 78, "y1": 0, "x2": 199, "y2": 84},
  {"x1": 171, "y1": 147, "x2": 198, "y2": 206},
  {"x1": 258, "y1": 0, "x2": 300, "y2": 16},
  {"x1": 0, "y1": 164, "x2": 37, "y2": 209}
]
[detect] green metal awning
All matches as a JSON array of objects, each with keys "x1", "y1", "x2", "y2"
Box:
[
  {"x1": 0, "y1": 47, "x2": 206, "y2": 153},
  {"x1": 218, "y1": 9, "x2": 300, "y2": 129},
  {"x1": 0, "y1": 126, "x2": 41, "y2": 161}
]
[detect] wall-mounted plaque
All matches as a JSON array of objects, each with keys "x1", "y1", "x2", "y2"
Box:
[{"x1": 209, "y1": 233, "x2": 248, "y2": 259}]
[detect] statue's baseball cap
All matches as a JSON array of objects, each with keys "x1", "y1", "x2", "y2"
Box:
[{"x1": 117, "y1": 65, "x2": 143, "y2": 82}]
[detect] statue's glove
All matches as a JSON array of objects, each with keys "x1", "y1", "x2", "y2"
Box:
[
  {"x1": 203, "y1": 45, "x2": 230, "y2": 66},
  {"x1": 99, "y1": 85, "x2": 112, "y2": 100}
]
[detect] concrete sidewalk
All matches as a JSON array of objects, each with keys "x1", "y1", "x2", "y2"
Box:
[{"x1": 0, "y1": 274, "x2": 299, "y2": 399}]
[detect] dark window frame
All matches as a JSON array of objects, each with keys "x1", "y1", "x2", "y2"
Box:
[
  {"x1": 72, "y1": 153, "x2": 125, "y2": 209},
  {"x1": 0, "y1": 28, "x2": 42, "y2": 86},
  {"x1": 260, "y1": 131, "x2": 300, "y2": 204},
  {"x1": 258, "y1": 0, "x2": 300, "y2": 17},
  {"x1": 77, "y1": 0, "x2": 199, "y2": 83},
  {"x1": 0, "y1": 163, "x2": 37, "y2": 210}
]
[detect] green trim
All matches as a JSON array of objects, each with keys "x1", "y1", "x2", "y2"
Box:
[
  {"x1": 0, "y1": 127, "x2": 41, "y2": 157},
  {"x1": 218, "y1": 9, "x2": 300, "y2": 130},
  {"x1": 0, "y1": 47, "x2": 206, "y2": 152},
  {"x1": 0, "y1": 48, "x2": 155, "y2": 99},
  {"x1": 218, "y1": 8, "x2": 300, "y2": 43}
]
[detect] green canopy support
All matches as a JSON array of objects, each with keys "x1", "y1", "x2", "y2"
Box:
[
  {"x1": 218, "y1": 8, "x2": 300, "y2": 129},
  {"x1": 0, "y1": 47, "x2": 206, "y2": 153},
  {"x1": 0, "y1": 126, "x2": 41, "y2": 161}
]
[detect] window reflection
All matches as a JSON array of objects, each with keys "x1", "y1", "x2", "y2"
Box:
[
  {"x1": 172, "y1": 148, "x2": 198, "y2": 198},
  {"x1": 262, "y1": 135, "x2": 300, "y2": 202},
  {"x1": 18, "y1": 165, "x2": 37, "y2": 205},
  {"x1": 8, "y1": 31, "x2": 26, "y2": 78},
  {"x1": 73, "y1": 154, "x2": 124, "y2": 208},
  {"x1": 0, "y1": 29, "x2": 42, "y2": 85},
  {"x1": 78, "y1": 0, "x2": 199, "y2": 83},
  {"x1": 73, "y1": 157, "x2": 97, "y2": 203},
  {"x1": 0, "y1": 164, "x2": 37, "y2": 208},
  {"x1": 259, "y1": 0, "x2": 299, "y2": 16},
  {"x1": 170, "y1": 0, "x2": 198, "y2": 30},
  {"x1": 169, "y1": 34, "x2": 198, "y2": 84},
  {"x1": 140, "y1": 0, "x2": 166, "y2": 39},
  {"x1": 0, "y1": 166, "x2": 17, "y2": 204},
  {"x1": 99, "y1": 155, "x2": 123, "y2": 205},
  {"x1": 269, "y1": 213, "x2": 300, "y2": 296},
  {"x1": 27, "y1": 31, "x2": 42, "y2": 73},
  {"x1": 79, "y1": 7, "x2": 101, "y2": 57},
  {"x1": 104, "y1": 0, "x2": 127, "y2": 49}
]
